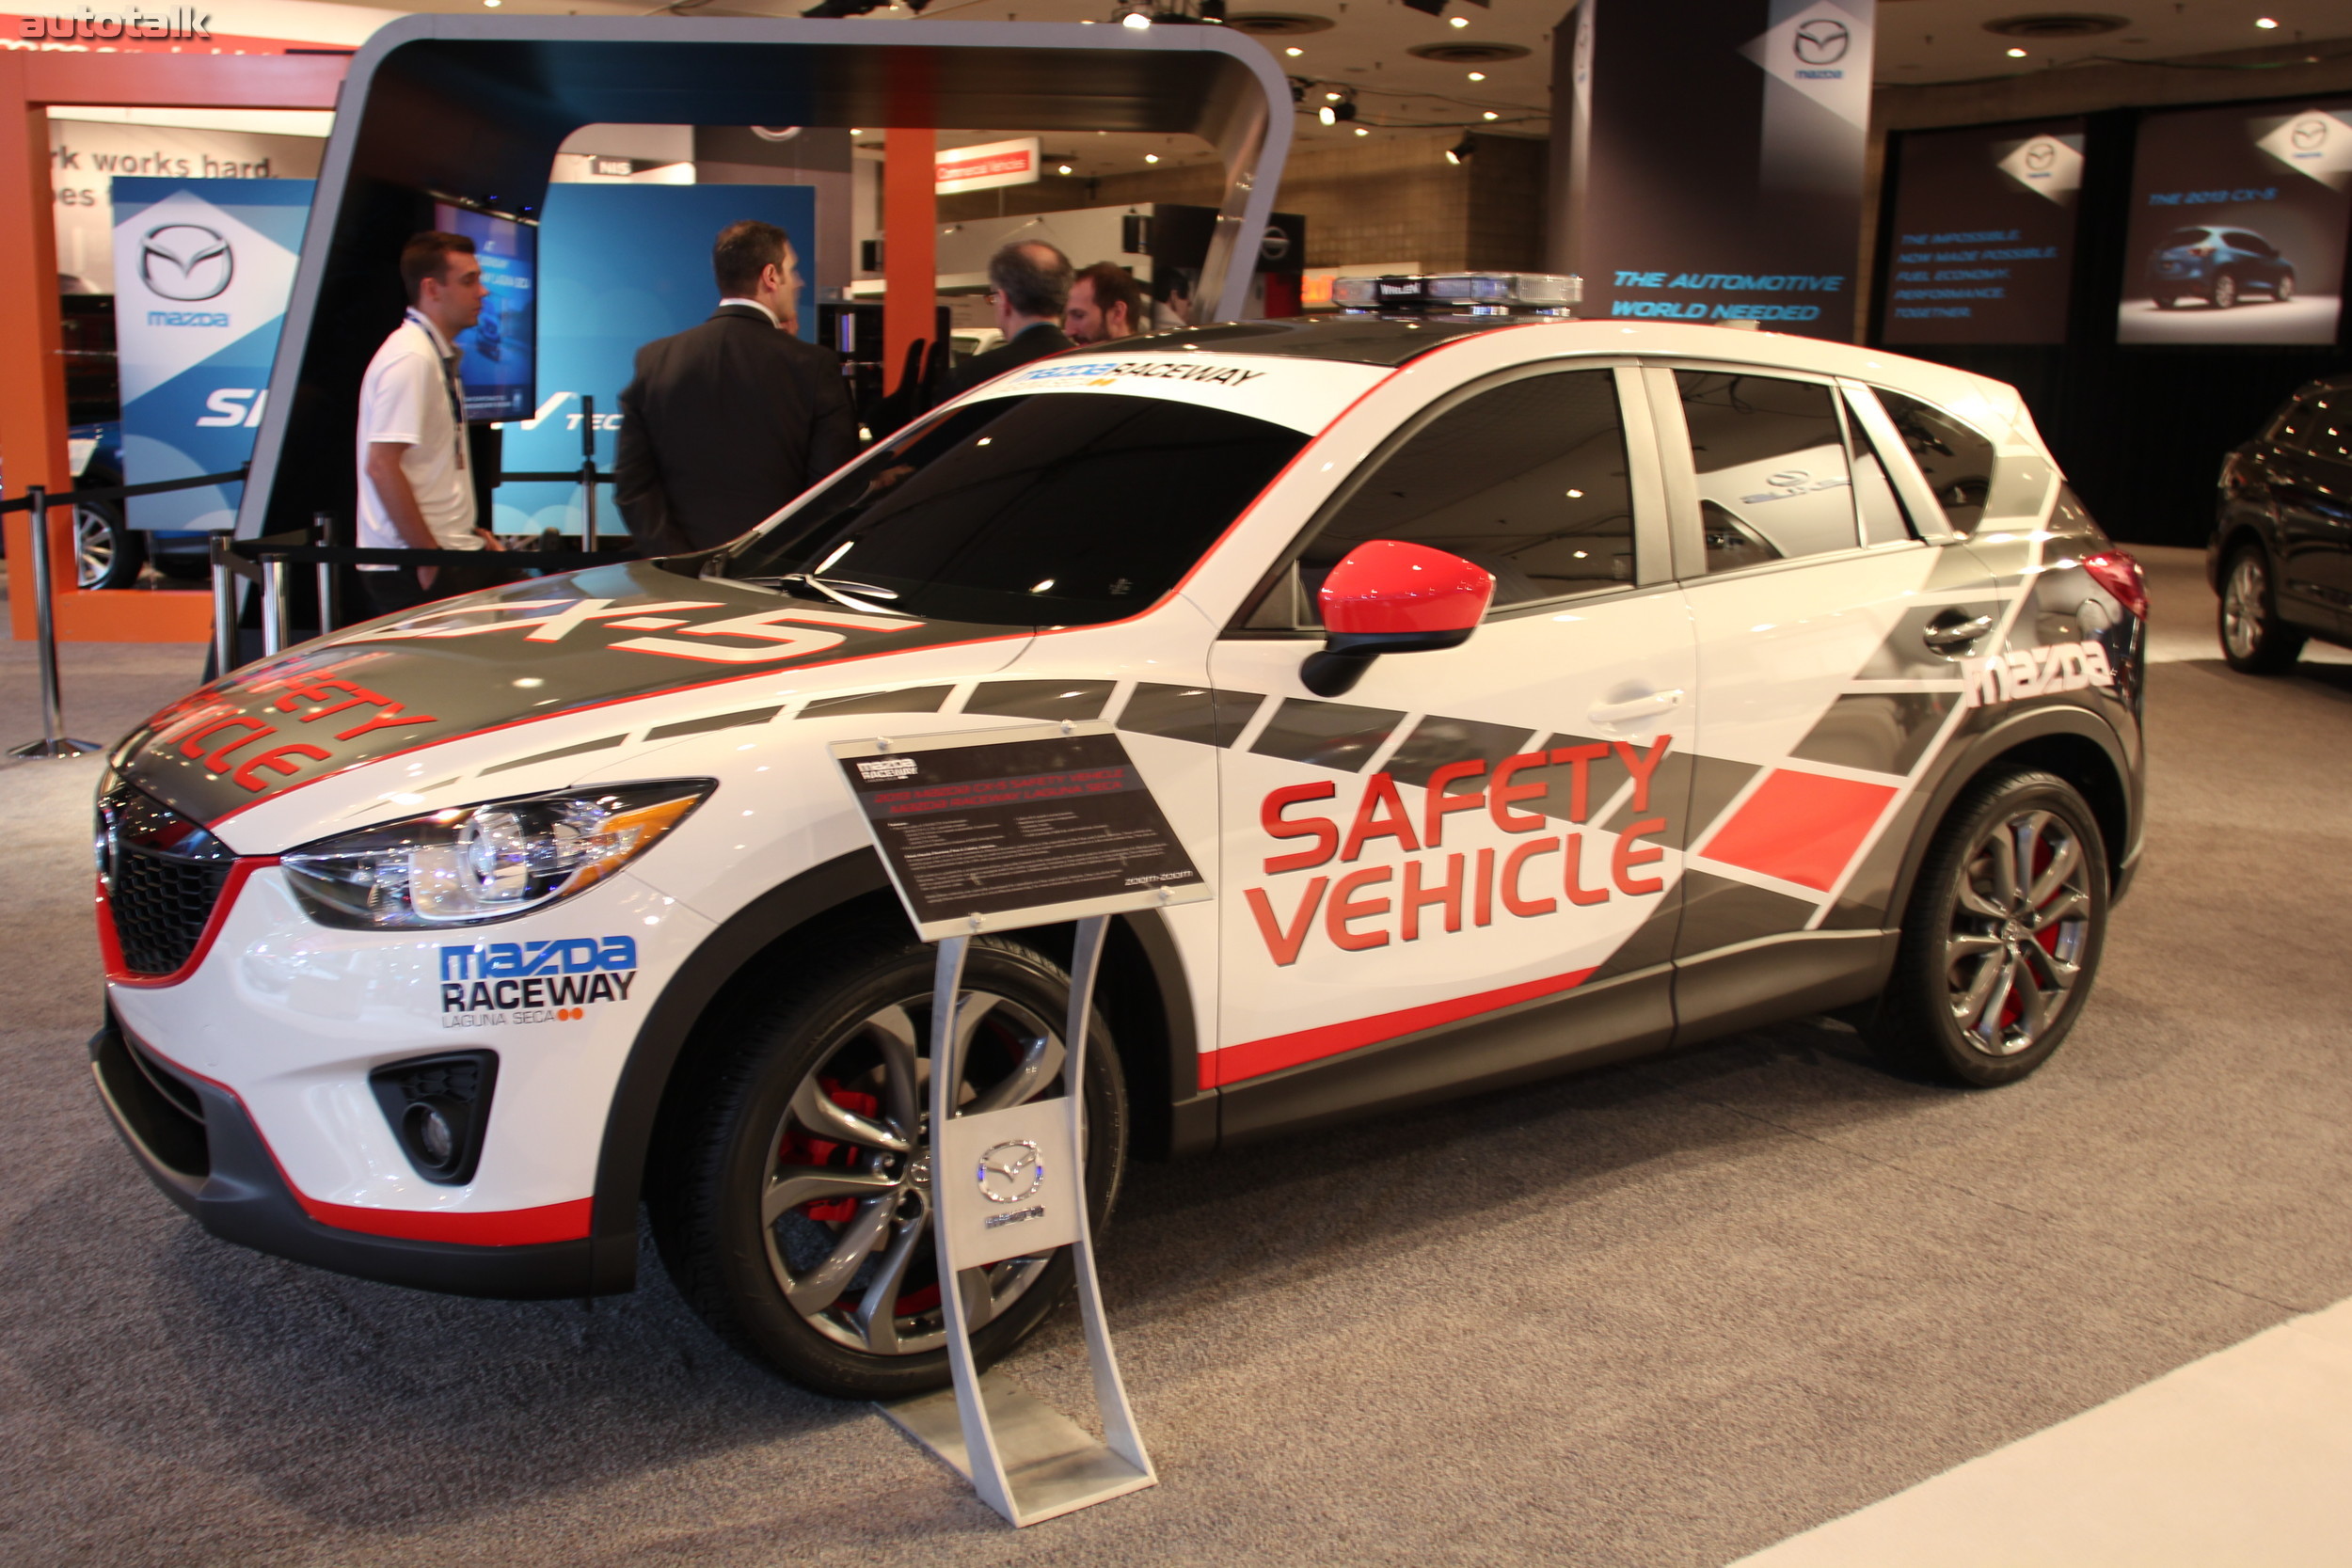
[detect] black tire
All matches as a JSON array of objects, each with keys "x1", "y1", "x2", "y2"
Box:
[
  {"x1": 2210, "y1": 272, "x2": 2239, "y2": 309},
  {"x1": 2153, "y1": 294, "x2": 2179, "y2": 310},
  {"x1": 72, "y1": 496, "x2": 143, "y2": 590},
  {"x1": 2217, "y1": 545, "x2": 2304, "y2": 674},
  {"x1": 1866, "y1": 769, "x2": 2109, "y2": 1088},
  {"x1": 2275, "y1": 272, "x2": 2297, "y2": 302},
  {"x1": 650, "y1": 919, "x2": 1126, "y2": 1400}
]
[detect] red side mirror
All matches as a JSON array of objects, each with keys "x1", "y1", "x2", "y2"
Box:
[
  {"x1": 1303, "y1": 541, "x2": 1495, "y2": 698},
  {"x1": 1319, "y1": 540, "x2": 1496, "y2": 644}
]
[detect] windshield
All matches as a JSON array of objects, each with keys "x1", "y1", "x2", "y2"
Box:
[{"x1": 717, "y1": 393, "x2": 1309, "y2": 627}]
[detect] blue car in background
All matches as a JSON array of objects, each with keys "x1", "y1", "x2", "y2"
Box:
[
  {"x1": 67, "y1": 420, "x2": 212, "y2": 590},
  {"x1": 2148, "y1": 225, "x2": 2298, "y2": 311}
]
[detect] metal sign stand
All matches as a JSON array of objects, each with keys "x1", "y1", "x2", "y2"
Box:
[
  {"x1": 882, "y1": 914, "x2": 1156, "y2": 1527},
  {"x1": 834, "y1": 721, "x2": 1207, "y2": 1528},
  {"x1": 8, "y1": 488, "x2": 99, "y2": 759}
]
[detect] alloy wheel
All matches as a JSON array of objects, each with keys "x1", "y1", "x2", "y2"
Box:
[
  {"x1": 758, "y1": 989, "x2": 1064, "y2": 1356},
  {"x1": 1945, "y1": 808, "x2": 2092, "y2": 1057},
  {"x1": 2211, "y1": 274, "x2": 2238, "y2": 309},
  {"x1": 2221, "y1": 553, "x2": 2266, "y2": 661},
  {"x1": 73, "y1": 504, "x2": 118, "y2": 590}
]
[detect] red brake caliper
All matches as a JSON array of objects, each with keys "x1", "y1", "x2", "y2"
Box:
[{"x1": 779, "y1": 1078, "x2": 881, "y2": 1223}]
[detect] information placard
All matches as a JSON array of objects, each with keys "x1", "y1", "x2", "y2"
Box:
[
  {"x1": 1881, "y1": 119, "x2": 2083, "y2": 345},
  {"x1": 831, "y1": 721, "x2": 1209, "y2": 942}
]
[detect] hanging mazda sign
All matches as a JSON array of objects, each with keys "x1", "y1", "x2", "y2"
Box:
[{"x1": 1792, "y1": 17, "x2": 1849, "y2": 65}]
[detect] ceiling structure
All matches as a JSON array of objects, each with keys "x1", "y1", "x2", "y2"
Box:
[{"x1": 169, "y1": 0, "x2": 2352, "y2": 180}]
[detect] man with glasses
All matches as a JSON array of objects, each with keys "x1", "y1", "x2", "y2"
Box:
[{"x1": 940, "y1": 241, "x2": 1075, "y2": 400}]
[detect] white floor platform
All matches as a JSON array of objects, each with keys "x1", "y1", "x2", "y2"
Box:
[{"x1": 1730, "y1": 1296, "x2": 2352, "y2": 1567}]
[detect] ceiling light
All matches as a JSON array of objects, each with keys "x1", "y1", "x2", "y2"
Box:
[
  {"x1": 1318, "y1": 104, "x2": 1335, "y2": 125},
  {"x1": 1482, "y1": 110, "x2": 1498, "y2": 119},
  {"x1": 1145, "y1": 152, "x2": 1159, "y2": 162},
  {"x1": 1326, "y1": 89, "x2": 1343, "y2": 100},
  {"x1": 1445, "y1": 136, "x2": 1475, "y2": 165},
  {"x1": 1354, "y1": 125, "x2": 1369, "y2": 135},
  {"x1": 1057, "y1": 163, "x2": 1073, "y2": 174},
  {"x1": 483, "y1": 0, "x2": 500, "y2": 7},
  {"x1": 2255, "y1": 15, "x2": 2279, "y2": 26},
  {"x1": 1122, "y1": 9, "x2": 1151, "y2": 27},
  {"x1": 1285, "y1": 44, "x2": 1302, "y2": 55},
  {"x1": 2007, "y1": 46, "x2": 2027, "y2": 56},
  {"x1": 1449, "y1": 12, "x2": 1468, "y2": 24},
  {"x1": 1467, "y1": 70, "x2": 1486, "y2": 80}
]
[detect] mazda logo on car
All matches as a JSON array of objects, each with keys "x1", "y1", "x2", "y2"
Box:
[
  {"x1": 976, "y1": 1140, "x2": 1045, "y2": 1204},
  {"x1": 2291, "y1": 118, "x2": 2328, "y2": 151},
  {"x1": 1766, "y1": 468, "x2": 1811, "y2": 489},
  {"x1": 2025, "y1": 140, "x2": 2057, "y2": 171},
  {"x1": 1792, "y1": 18, "x2": 1850, "y2": 66},
  {"x1": 140, "y1": 223, "x2": 232, "y2": 302}
]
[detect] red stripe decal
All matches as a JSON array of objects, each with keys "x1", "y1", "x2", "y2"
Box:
[
  {"x1": 98, "y1": 857, "x2": 279, "y2": 988},
  {"x1": 1696, "y1": 768, "x2": 1899, "y2": 892},
  {"x1": 291, "y1": 1194, "x2": 595, "y2": 1246},
  {"x1": 1208, "y1": 965, "x2": 1597, "y2": 1089}
]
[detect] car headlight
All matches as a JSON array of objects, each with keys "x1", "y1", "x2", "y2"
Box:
[{"x1": 280, "y1": 781, "x2": 712, "y2": 929}]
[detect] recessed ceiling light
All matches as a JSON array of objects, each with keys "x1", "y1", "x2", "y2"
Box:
[
  {"x1": 1482, "y1": 110, "x2": 1498, "y2": 119},
  {"x1": 2006, "y1": 46, "x2": 2027, "y2": 56},
  {"x1": 2255, "y1": 15, "x2": 2279, "y2": 26},
  {"x1": 1354, "y1": 125, "x2": 1369, "y2": 135},
  {"x1": 1122, "y1": 9, "x2": 1151, "y2": 28},
  {"x1": 1057, "y1": 163, "x2": 1073, "y2": 174},
  {"x1": 1145, "y1": 152, "x2": 1159, "y2": 163},
  {"x1": 1449, "y1": 13, "x2": 1468, "y2": 24},
  {"x1": 1467, "y1": 71, "x2": 1486, "y2": 80},
  {"x1": 1284, "y1": 44, "x2": 1302, "y2": 55}
]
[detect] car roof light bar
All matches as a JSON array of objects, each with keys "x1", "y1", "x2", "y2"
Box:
[{"x1": 1333, "y1": 271, "x2": 1582, "y2": 316}]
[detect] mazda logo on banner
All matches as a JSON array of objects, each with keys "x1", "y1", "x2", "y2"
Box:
[
  {"x1": 139, "y1": 223, "x2": 233, "y2": 302},
  {"x1": 2292, "y1": 118, "x2": 2328, "y2": 151},
  {"x1": 1792, "y1": 18, "x2": 1850, "y2": 65},
  {"x1": 2025, "y1": 140, "x2": 2058, "y2": 170}
]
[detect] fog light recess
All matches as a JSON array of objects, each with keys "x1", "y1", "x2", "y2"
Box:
[{"x1": 370, "y1": 1051, "x2": 499, "y2": 1185}]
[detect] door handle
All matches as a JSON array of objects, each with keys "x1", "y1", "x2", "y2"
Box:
[
  {"x1": 1587, "y1": 689, "x2": 1685, "y2": 726},
  {"x1": 1922, "y1": 610, "x2": 1994, "y2": 653}
]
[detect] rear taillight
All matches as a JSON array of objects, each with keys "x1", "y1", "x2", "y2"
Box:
[
  {"x1": 2189, "y1": 245, "x2": 2215, "y2": 257},
  {"x1": 2082, "y1": 551, "x2": 2149, "y2": 621}
]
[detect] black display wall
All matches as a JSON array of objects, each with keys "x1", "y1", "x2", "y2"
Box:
[{"x1": 1871, "y1": 104, "x2": 2352, "y2": 548}]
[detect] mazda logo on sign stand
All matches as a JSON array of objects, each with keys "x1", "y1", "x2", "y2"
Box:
[
  {"x1": 140, "y1": 223, "x2": 233, "y2": 302},
  {"x1": 1793, "y1": 18, "x2": 1850, "y2": 65}
]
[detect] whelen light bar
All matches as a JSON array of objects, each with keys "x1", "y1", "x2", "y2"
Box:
[{"x1": 1333, "y1": 272, "x2": 1582, "y2": 315}]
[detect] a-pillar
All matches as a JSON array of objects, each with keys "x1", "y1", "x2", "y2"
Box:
[
  {"x1": 882, "y1": 127, "x2": 935, "y2": 397},
  {"x1": 0, "y1": 56, "x2": 72, "y2": 641}
]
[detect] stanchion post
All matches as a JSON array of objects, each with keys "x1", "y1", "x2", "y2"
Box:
[
  {"x1": 262, "y1": 553, "x2": 290, "y2": 656},
  {"x1": 210, "y1": 536, "x2": 239, "y2": 678},
  {"x1": 8, "y1": 485, "x2": 99, "y2": 759},
  {"x1": 311, "y1": 511, "x2": 339, "y2": 636},
  {"x1": 579, "y1": 393, "x2": 598, "y2": 553}
]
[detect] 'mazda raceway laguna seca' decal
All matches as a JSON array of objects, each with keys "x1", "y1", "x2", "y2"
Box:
[{"x1": 112, "y1": 562, "x2": 1008, "y2": 826}]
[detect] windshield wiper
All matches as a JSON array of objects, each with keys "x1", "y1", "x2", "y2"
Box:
[{"x1": 728, "y1": 571, "x2": 906, "y2": 617}]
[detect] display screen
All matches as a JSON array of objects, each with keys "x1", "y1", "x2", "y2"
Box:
[
  {"x1": 1881, "y1": 119, "x2": 2084, "y2": 345},
  {"x1": 2117, "y1": 100, "x2": 2352, "y2": 345},
  {"x1": 432, "y1": 199, "x2": 537, "y2": 420}
]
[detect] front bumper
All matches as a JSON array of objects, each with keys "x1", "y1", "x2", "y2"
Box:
[{"x1": 91, "y1": 1009, "x2": 600, "y2": 1299}]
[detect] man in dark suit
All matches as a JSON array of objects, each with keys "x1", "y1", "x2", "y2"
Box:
[
  {"x1": 615, "y1": 220, "x2": 857, "y2": 556},
  {"x1": 938, "y1": 241, "x2": 1075, "y2": 401}
]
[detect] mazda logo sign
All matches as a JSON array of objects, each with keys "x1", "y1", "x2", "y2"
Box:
[
  {"x1": 2291, "y1": 118, "x2": 2328, "y2": 151},
  {"x1": 975, "y1": 1140, "x2": 1044, "y2": 1205},
  {"x1": 1260, "y1": 225, "x2": 1292, "y2": 263},
  {"x1": 140, "y1": 223, "x2": 232, "y2": 302},
  {"x1": 1792, "y1": 18, "x2": 1850, "y2": 66},
  {"x1": 2025, "y1": 140, "x2": 2057, "y2": 170}
]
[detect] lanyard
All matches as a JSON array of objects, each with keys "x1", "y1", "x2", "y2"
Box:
[{"x1": 406, "y1": 309, "x2": 468, "y2": 471}]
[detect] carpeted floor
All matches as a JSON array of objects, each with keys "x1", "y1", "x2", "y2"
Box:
[{"x1": 1, "y1": 548, "x2": 2346, "y2": 1567}]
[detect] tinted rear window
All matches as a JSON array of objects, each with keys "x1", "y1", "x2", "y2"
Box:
[{"x1": 721, "y1": 394, "x2": 1307, "y2": 627}]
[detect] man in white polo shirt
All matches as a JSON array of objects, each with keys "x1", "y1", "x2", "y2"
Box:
[{"x1": 356, "y1": 230, "x2": 505, "y2": 615}]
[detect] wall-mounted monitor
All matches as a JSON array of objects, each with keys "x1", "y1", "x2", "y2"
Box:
[
  {"x1": 432, "y1": 198, "x2": 538, "y2": 420},
  {"x1": 1881, "y1": 119, "x2": 2084, "y2": 346},
  {"x1": 2117, "y1": 100, "x2": 2352, "y2": 346}
]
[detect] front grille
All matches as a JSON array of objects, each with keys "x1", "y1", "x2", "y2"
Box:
[{"x1": 98, "y1": 778, "x2": 235, "y2": 975}]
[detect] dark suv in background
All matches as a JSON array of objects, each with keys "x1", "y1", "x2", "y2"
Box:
[{"x1": 2211, "y1": 373, "x2": 2352, "y2": 671}]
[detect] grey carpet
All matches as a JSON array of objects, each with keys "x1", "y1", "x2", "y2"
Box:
[{"x1": 1, "y1": 549, "x2": 2346, "y2": 1567}]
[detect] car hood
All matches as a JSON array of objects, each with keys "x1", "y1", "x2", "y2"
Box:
[{"x1": 114, "y1": 560, "x2": 1022, "y2": 828}]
